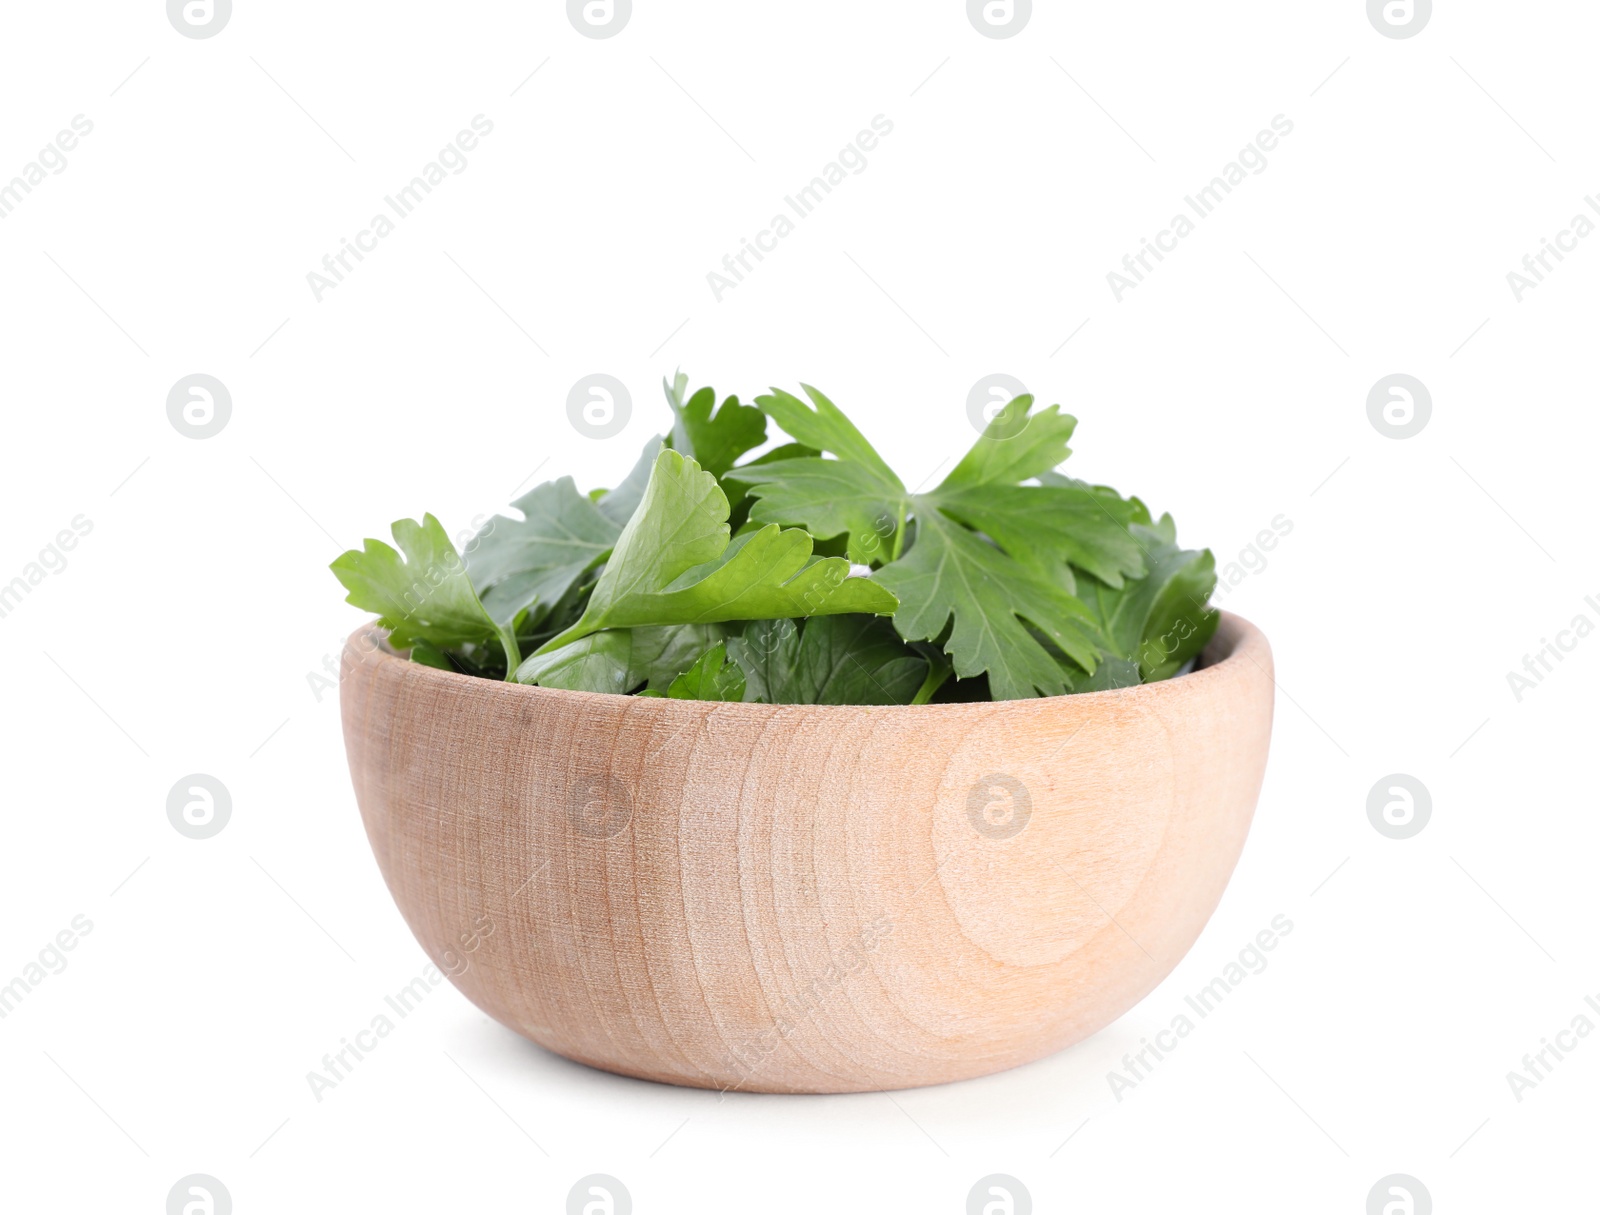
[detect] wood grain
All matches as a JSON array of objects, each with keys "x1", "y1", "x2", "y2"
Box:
[{"x1": 341, "y1": 612, "x2": 1274, "y2": 1093}]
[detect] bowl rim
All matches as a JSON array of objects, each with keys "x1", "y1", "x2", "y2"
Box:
[{"x1": 343, "y1": 610, "x2": 1267, "y2": 718}]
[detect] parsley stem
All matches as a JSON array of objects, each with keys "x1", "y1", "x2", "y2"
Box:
[
  {"x1": 910, "y1": 660, "x2": 951, "y2": 705},
  {"x1": 889, "y1": 501, "x2": 907, "y2": 563},
  {"x1": 909, "y1": 644, "x2": 953, "y2": 705},
  {"x1": 499, "y1": 626, "x2": 522, "y2": 681}
]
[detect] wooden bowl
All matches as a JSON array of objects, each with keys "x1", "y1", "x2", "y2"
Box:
[{"x1": 341, "y1": 611, "x2": 1273, "y2": 1093}]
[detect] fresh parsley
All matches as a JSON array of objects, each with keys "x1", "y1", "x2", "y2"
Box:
[{"x1": 332, "y1": 375, "x2": 1218, "y2": 703}]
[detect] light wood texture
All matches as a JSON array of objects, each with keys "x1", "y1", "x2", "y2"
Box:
[{"x1": 341, "y1": 612, "x2": 1274, "y2": 1093}]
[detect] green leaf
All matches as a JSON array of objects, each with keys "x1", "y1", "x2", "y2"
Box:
[
  {"x1": 664, "y1": 373, "x2": 767, "y2": 477},
  {"x1": 464, "y1": 477, "x2": 621, "y2": 630},
  {"x1": 736, "y1": 456, "x2": 905, "y2": 565},
  {"x1": 728, "y1": 615, "x2": 927, "y2": 705},
  {"x1": 1075, "y1": 513, "x2": 1220, "y2": 681},
  {"x1": 515, "y1": 567, "x2": 594, "y2": 650},
  {"x1": 728, "y1": 441, "x2": 821, "y2": 471},
  {"x1": 630, "y1": 524, "x2": 897, "y2": 625},
  {"x1": 665, "y1": 642, "x2": 747, "y2": 700},
  {"x1": 742, "y1": 391, "x2": 1142, "y2": 582},
  {"x1": 534, "y1": 449, "x2": 898, "y2": 655},
  {"x1": 875, "y1": 510, "x2": 1102, "y2": 700},
  {"x1": 439, "y1": 638, "x2": 513, "y2": 679},
  {"x1": 514, "y1": 623, "x2": 723, "y2": 693},
  {"x1": 408, "y1": 640, "x2": 454, "y2": 671},
  {"x1": 752, "y1": 385, "x2": 902, "y2": 485},
  {"x1": 335, "y1": 373, "x2": 1214, "y2": 704},
  {"x1": 723, "y1": 440, "x2": 822, "y2": 532},
  {"x1": 724, "y1": 618, "x2": 799, "y2": 702},
  {"x1": 921, "y1": 426, "x2": 1146, "y2": 587},
  {"x1": 597, "y1": 436, "x2": 664, "y2": 527},
  {"x1": 1066, "y1": 654, "x2": 1143, "y2": 692},
  {"x1": 743, "y1": 388, "x2": 1134, "y2": 695},
  {"x1": 938, "y1": 396, "x2": 1077, "y2": 488},
  {"x1": 934, "y1": 482, "x2": 1145, "y2": 586},
  {"x1": 331, "y1": 514, "x2": 518, "y2": 670}
]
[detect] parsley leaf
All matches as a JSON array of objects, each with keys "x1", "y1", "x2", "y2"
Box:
[
  {"x1": 512, "y1": 623, "x2": 722, "y2": 693},
  {"x1": 661, "y1": 641, "x2": 746, "y2": 700},
  {"x1": 596, "y1": 436, "x2": 664, "y2": 527},
  {"x1": 331, "y1": 514, "x2": 518, "y2": 670},
  {"x1": 939, "y1": 394, "x2": 1078, "y2": 487},
  {"x1": 1072, "y1": 508, "x2": 1220, "y2": 682},
  {"x1": 408, "y1": 640, "x2": 454, "y2": 670},
  {"x1": 663, "y1": 372, "x2": 767, "y2": 477},
  {"x1": 754, "y1": 385, "x2": 901, "y2": 484},
  {"x1": 332, "y1": 374, "x2": 1219, "y2": 704},
  {"x1": 532, "y1": 448, "x2": 897, "y2": 655},
  {"x1": 741, "y1": 394, "x2": 1146, "y2": 583},
  {"x1": 736, "y1": 390, "x2": 1150, "y2": 697},
  {"x1": 877, "y1": 509, "x2": 1101, "y2": 699},
  {"x1": 735, "y1": 450, "x2": 904, "y2": 565},
  {"x1": 728, "y1": 615, "x2": 928, "y2": 705},
  {"x1": 464, "y1": 477, "x2": 620, "y2": 630}
]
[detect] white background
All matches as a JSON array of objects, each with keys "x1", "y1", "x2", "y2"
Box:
[{"x1": 1, "y1": 1, "x2": 1595, "y2": 1211}]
